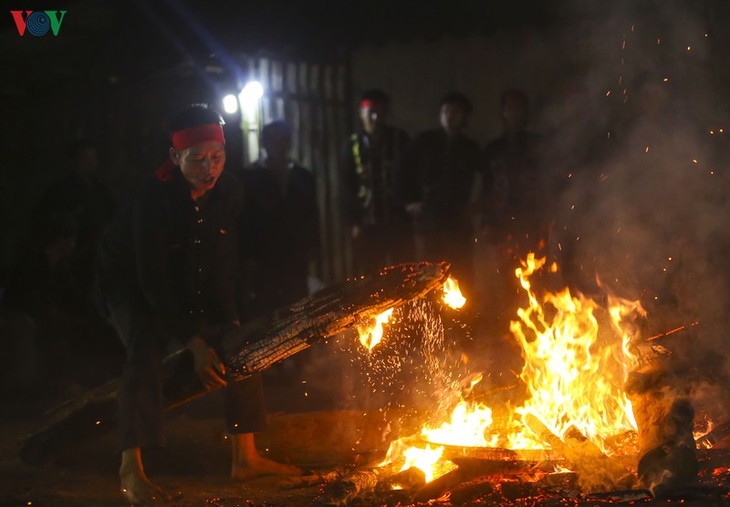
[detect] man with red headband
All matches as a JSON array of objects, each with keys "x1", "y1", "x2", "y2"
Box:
[
  {"x1": 97, "y1": 104, "x2": 300, "y2": 505},
  {"x1": 340, "y1": 89, "x2": 411, "y2": 275}
]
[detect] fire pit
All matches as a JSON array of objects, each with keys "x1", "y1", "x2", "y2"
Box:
[
  {"x1": 312, "y1": 253, "x2": 730, "y2": 506},
  {"x1": 16, "y1": 255, "x2": 730, "y2": 506}
]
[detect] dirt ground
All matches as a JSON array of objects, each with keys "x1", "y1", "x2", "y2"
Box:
[
  {"x1": 3, "y1": 343, "x2": 730, "y2": 507},
  {"x1": 5, "y1": 397, "x2": 730, "y2": 507},
  {"x1": 0, "y1": 385, "x2": 401, "y2": 507}
]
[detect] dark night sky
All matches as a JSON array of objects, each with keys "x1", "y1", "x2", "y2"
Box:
[
  {"x1": 3, "y1": 0, "x2": 726, "y2": 100},
  {"x1": 1, "y1": 0, "x2": 557, "y2": 85}
]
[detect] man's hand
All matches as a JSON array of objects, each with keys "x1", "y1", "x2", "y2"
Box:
[{"x1": 187, "y1": 336, "x2": 228, "y2": 389}]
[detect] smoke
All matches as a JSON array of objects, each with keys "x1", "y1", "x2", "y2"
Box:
[{"x1": 537, "y1": 0, "x2": 730, "y2": 412}]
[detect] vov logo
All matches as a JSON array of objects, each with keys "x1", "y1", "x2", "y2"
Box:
[{"x1": 10, "y1": 10, "x2": 67, "y2": 37}]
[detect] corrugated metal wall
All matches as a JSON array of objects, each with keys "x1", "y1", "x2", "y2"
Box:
[{"x1": 240, "y1": 55, "x2": 352, "y2": 282}]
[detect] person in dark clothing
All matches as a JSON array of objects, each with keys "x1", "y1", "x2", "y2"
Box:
[
  {"x1": 237, "y1": 120, "x2": 320, "y2": 318},
  {"x1": 2, "y1": 212, "x2": 94, "y2": 393},
  {"x1": 481, "y1": 89, "x2": 547, "y2": 253},
  {"x1": 400, "y1": 91, "x2": 483, "y2": 286},
  {"x1": 340, "y1": 89, "x2": 411, "y2": 275},
  {"x1": 34, "y1": 140, "x2": 116, "y2": 291},
  {"x1": 474, "y1": 90, "x2": 547, "y2": 331},
  {"x1": 97, "y1": 104, "x2": 300, "y2": 505}
]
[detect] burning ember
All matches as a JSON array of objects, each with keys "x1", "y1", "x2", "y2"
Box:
[
  {"x1": 356, "y1": 275, "x2": 466, "y2": 352},
  {"x1": 442, "y1": 276, "x2": 466, "y2": 309},
  {"x1": 357, "y1": 308, "x2": 394, "y2": 351},
  {"x1": 379, "y1": 253, "x2": 647, "y2": 483}
]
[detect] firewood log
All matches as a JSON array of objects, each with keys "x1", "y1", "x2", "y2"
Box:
[
  {"x1": 695, "y1": 420, "x2": 730, "y2": 449},
  {"x1": 447, "y1": 476, "x2": 495, "y2": 504},
  {"x1": 521, "y1": 413, "x2": 635, "y2": 492},
  {"x1": 317, "y1": 467, "x2": 386, "y2": 506},
  {"x1": 413, "y1": 467, "x2": 482, "y2": 502},
  {"x1": 20, "y1": 262, "x2": 451, "y2": 464},
  {"x1": 449, "y1": 456, "x2": 555, "y2": 475},
  {"x1": 376, "y1": 466, "x2": 426, "y2": 491}
]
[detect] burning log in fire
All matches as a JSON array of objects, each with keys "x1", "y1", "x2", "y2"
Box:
[
  {"x1": 224, "y1": 262, "x2": 454, "y2": 379},
  {"x1": 347, "y1": 251, "x2": 715, "y2": 505},
  {"x1": 374, "y1": 253, "x2": 646, "y2": 492},
  {"x1": 316, "y1": 254, "x2": 713, "y2": 505}
]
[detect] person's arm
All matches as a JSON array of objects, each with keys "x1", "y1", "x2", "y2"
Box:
[{"x1": 133, "y1": 182, "x2": 230, "y2": 389}]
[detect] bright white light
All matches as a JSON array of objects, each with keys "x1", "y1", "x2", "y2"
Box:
[
  {"x1": 239, "y1": 81, "x2": 264, "y2": 110},
  {"x1": 222, "y1": 94, "x2": 238, "y2": 114}
]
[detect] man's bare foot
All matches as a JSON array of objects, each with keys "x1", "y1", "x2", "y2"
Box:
[
  {"x1": 120, "y1": 467, "x2": 171, "y2": 505},
  {"x1": 231, "y1": 455, "x2": 302, "y2": 481}
]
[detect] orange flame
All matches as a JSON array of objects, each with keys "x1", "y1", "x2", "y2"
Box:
[
  {"x1": 380, "y1": 253, "x2": 644, "y2": 484},
  {"x1": 442, "y1": 276, "x2": 466, "y2": 309},
  {"x1": 357, "y1": 308, "x2": 394, "y2": 351},
  {"x1": 694, "y1": 419, "x2": 715, "y2": 448},
  {"x1": 379, "y1": 438, "x2": 455, "y2": 483},
  {"x1": 507, "y1": 253, "x2": 641, "y2": 453},
  {"x1": 422, "y1": 400, "x2": 496, "y2": 447}
]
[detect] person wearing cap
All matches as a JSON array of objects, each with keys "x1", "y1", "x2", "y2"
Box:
[
  {"x1": 340, "y1": 89, "x2": 411, "y2": 276},
  {"x1": 97, "y1": 104, "x2": 300, "y2": 505}
]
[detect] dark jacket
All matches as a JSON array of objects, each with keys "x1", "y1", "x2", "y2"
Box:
[
  {"x1": 483, "y1": 130, "x2": 546, "y2": 241},
  {"x1": 400, "y1": 129, "x2": 482, "y2": 234},
  {"x1": 237, "y1": 159, "x2": 320, "y2": 311},
  {"x1": 97, "y1": 169, "x2": 243, "y2": 345}
]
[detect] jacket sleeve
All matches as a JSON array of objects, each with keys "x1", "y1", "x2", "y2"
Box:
[{"x1": 132, "y1": 184, "x2": 197, "y2": 345}]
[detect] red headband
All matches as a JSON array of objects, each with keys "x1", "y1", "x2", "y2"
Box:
[
  {"x1": 360, "y1": 98, "x2": 387, "y2": 110},
  {"x1": 171, "y1": 124, "x2": 225, "y2": 151}
]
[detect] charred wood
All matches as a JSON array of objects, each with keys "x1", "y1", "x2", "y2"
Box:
[
  {"x1": 19, "y1": 262, "x2": 451, "y2": 464},
  {"x1": 447, "y1": 476, "x2": 495, "y2": 505},
  {"x1": 279, "y1": 470, "x2": 343, "y2": 490},
  {"x1": 696, "y1": 420, "x2": 730, "y2": 450},
  {"x1": 499, "y1": 480, "x2": 541, "y2": 501},
  {"x1": 450, "y1": 456, "x2": 560, "y2": 475},
  {"x1": 521, "y1": 413, "x2": 636, "y2": 491},
  {"x1": 375, "y1": 466, "x2": 425, "y2": 491},
  {"x1": 535, "y1": 470, "x2": 579, "y2": 489},
  {"x1": 413, "y1": 467, "x2": 478, "y2": 503},
  {"x1": 317, "y1": 467, "x2": 386, "y2": 506},
  {"x1": 223, "y1": 261, "x2": 451, "y2": 379}
]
